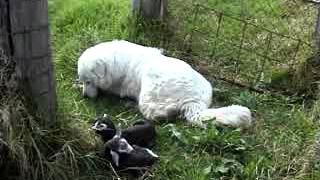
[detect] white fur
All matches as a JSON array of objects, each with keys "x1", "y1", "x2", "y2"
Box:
[
  {"x1": 199, "y1": 105, "x2": 252, "y2": 128},
  {"x1": 77, "y1": 40, "x2": 253, "y2": 128}
]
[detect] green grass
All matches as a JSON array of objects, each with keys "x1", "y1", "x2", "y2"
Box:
[{"x1": 47, "y1": 0, "x2": 320, "y2": 179}]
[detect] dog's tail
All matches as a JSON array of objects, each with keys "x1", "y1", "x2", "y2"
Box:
[{"x1": 181, "y1": 102, "x2": 253, "y2": 128}]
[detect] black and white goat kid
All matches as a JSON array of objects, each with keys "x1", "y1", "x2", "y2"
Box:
[
  {"x1": 91, "y1": 114, "x2": 156, "y2": 148},
  {"x1": 106, "y1": 132, "x2": 159, "y2": 169}
]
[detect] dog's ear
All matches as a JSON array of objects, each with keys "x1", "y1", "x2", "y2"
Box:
[{"x1": 91, "y1": 59, "x2": 106, "y2": 79}]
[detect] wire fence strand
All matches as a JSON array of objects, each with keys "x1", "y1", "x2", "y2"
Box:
[{"x1": 168, "y1": 3, "x2": 316, "y2": 91}]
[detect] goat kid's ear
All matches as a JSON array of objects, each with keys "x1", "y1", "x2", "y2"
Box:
[
  {"x1": 110, "y1": 150, "x2": 120, "y2": 167},
  {"x1": 114, "y1": 128, "x2": 122, "y2": 138},
  {"x1": 145, "y1": 148, "x2": 159, "y2": 158}
]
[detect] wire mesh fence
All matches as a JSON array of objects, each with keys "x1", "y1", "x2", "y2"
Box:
[{"x1": 163, "y1": 2, "x2": 317, "y2": 91}]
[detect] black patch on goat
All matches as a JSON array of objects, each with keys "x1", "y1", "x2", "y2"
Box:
[
  {"x1": 121, "y1": 120, "x2": 156, "y2": 148},
  {"x1": 106, "y1": 136, "x2": 159, "y2": 169}
]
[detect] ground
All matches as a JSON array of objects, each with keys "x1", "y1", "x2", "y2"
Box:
[{"x1": 47, "y1": 0, "x2": 320, "y2": 179}]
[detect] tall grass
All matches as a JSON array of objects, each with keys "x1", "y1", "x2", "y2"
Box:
[{"x1": 0, "y1": 50, "x2": 116, "y2": 180}]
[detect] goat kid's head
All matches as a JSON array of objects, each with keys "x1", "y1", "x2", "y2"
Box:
[
  {"x1": 106, "y1": 131, "x2": 134, "y2": 154},
  {"x1": 91, "y1": 114, "x2": 116, "y2": 131},
  {"x1": 91, "y1": 114, "x2": 117, "y2": 142}
]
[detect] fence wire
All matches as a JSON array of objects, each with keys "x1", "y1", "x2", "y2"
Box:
[{"x1": 166, "y1": 3, "x2": 316, "y2": 91}]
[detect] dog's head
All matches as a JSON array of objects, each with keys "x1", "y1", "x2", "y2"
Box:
[{"x1": 78, "y1": 54, "x2": 112, "y2": 98}]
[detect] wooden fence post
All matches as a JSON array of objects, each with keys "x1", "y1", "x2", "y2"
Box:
[
  {"x1": 0, "y1": 0, "x2": 56, "y2": 127},
  {"x1": 132, "y1": 0, "x2": 168, "y2": 21}
]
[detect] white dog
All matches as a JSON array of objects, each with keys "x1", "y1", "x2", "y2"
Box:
[{"x1": 78, "y1": 40, "x2": 253, "y2": 128}]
